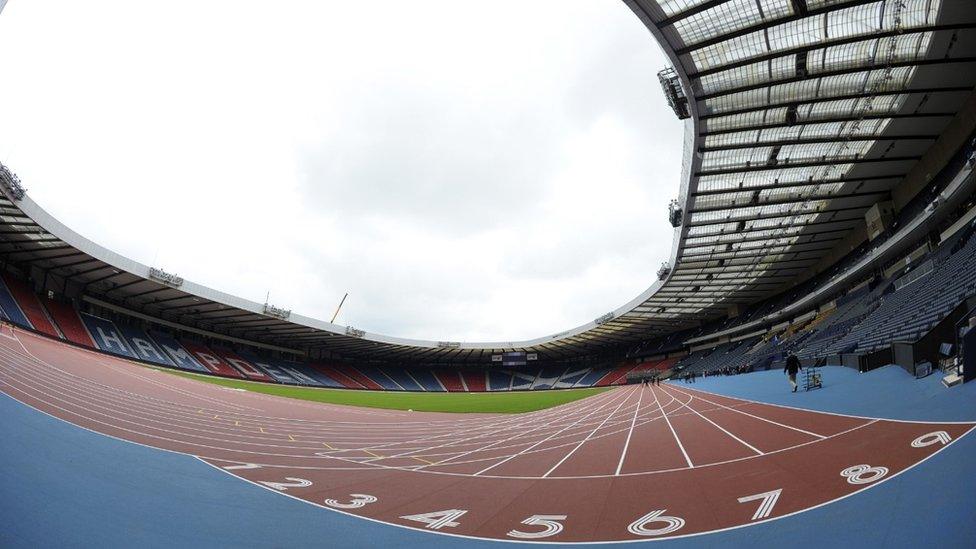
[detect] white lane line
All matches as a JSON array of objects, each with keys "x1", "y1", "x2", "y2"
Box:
[
  {"x1": 0, "y1": 357, "x2": 690, "y2": 464},
  {"x1": 4, "y1": 328, "x2": 618, "y2": 429},
  {"x1": 658, "y1": 384, "x2": 763, "y2": 456},
  {"x1": 0, "y1": 362, "x2": 708, "y2": 475},
  {"x1": 667, "y1": 384, "x2": 826, "y2": 439},
  {"x1": 544, "y1": 384, "x2": 647, "y2": 478},
  {"x1": 653, "y1": 385, "x2": 693, "y2": 468},
  {"x1": 0, "y1": 365, "x2": 934, "y2": 480},
  {"x1": 358, "y1": 387, "x2": 624, "y2": 463},
  {"x1": 473, "y1": 385, "x2": 640, "y2": 476},
  {"x1": 0, "y1": 340, "x2": 616, "y2": 438},
  {"x1": 423, "y1": 386, "x2": 635, "y2": 471},
  {"x1": 614, "y1": 385, "x2": 649, "y2": 475},
  {"x1": 0, "y1": 354, "x2": 620, "y2": 457}
]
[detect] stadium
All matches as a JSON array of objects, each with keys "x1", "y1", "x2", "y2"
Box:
[{"x1": 2, "y1": 0, "x2": 976, "y2": 547}]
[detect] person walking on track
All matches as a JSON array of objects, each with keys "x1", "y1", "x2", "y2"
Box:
[{"x1": 784, "y1": 353, "x2": 802, "y2": 392}]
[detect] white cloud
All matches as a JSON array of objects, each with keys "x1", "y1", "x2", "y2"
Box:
[{"x1": 0, "y1": 0, "x2": 684, "y2": 341}]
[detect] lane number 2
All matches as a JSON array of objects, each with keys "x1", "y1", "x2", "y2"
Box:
[{"x1": 258, "y1": 478, "x2": 313, "y2": 491}]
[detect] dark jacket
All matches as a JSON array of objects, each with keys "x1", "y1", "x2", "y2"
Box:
[{"x1": 784, "y1": 355, "x2": 801, "y2": 375}]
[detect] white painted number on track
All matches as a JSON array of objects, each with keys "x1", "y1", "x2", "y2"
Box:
[
  {"x1": 222, "y1": 463, "x2": 261, "y2": 470},
  {"x1": 627, "y1": 510, "x2": 685, "y2": 537},
  {"x1": 400, "y1": 509, "x2": 468, "y2": 530},
  {"x1": 911, "y1": 431, "x2": 951, "y2": 448},
  {"x1": 507, "y1": 515, "x2": 567, "y2": 539},
  {"x1": 840, "y1": 464, "x2": 889, "y2": 485},
  {"x1": 737, "y1": 489, "x2": 782, "y2": 521},
  {"x1": 258, "y1": 478, "x2": 313, "y2": 491},
  {"x1": 323, "y1": 494, "x2": 377, "y2": 509}
]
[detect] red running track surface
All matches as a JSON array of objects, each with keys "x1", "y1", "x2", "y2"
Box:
[{"x1": 0, "y1": 326, "x2": 971, "y2": 544}]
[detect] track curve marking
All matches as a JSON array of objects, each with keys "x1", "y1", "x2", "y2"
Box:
[{"x1": 1, "y1": 327, "x2": 971, "y2": 543}]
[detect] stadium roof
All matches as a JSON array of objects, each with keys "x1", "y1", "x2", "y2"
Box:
[{"x1": 1, "y1": 0, "x2": 974, "y2": 361}]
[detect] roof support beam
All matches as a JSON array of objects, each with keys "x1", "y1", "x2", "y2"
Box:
[
  {"x1": 675, "y1": 0, "x2": 884, "y2": 55},
  {"x1": 688, "y1": 190, "x2": 889, "y2": 214},
  {"x1": 699, "y1": 135, "x2": 936, "y2": 153},
  {"x1": 684, "y1": 230, "x2": 847, "y2": 250},
  {"x1": 688, "y1": 24, "x2": 976, "y2": 79},
  {"x1": 687, "y1": 215, "x2": 862, "y2": 237},
  {"x1": 698, "y1": 57, "x2": 976, "y2": 100},
  {"x1": 686, "y1": 205, "x2": 871, "y2": 228},
  {"x1": 701, "y1": 112, "x2": 954, "y2": 136},
  {"x1": 695, "y1": 155, "x2": 918, "y2": 177},
  {"x1": 681, "y1": 244, "x2": 838, "y2": 261},
  {"x1": 692, "y1": 174, "x2": 901, "y2": 196},
  {"x1": 700, "y1": 87, "x2": 971, "y2": 121}
]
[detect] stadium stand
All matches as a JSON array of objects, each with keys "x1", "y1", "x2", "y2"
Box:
[
  {"x1": 117, "y1": 324, "x2": 175, "y2": 367},
  {"x1": 2, "y1": 274, "x2": 59, "y2": 338},
  {"x1": 333, "y1": 364, "x2": 383, "y2": 390},
  {"x1": 408, "y1": 369, "x2": 445, "y2": 392},
  {"x1": 433, "y1": 369, "x2": 466, "y2": 392},
  {"x1": 147, "y1": 330, "x2": 209, "y2": 372},
  {"x1": 311, "y1": 363, "x2": 365, "y2": 389},
  {"x1": 594, "y1": 363, "x2": 640, "y2": 386},
  {"x1": 79, "y1": 313, "x2": 137, "y2": 358},
  {"x1": 553, "y1": 367, "x2": 590, "y2": 388},
  {"x1": 487, "y1": 369, "x2": 512, "y2": 391},
  {"x1": 531, "y1": 365, "x2": 567, "y2": 390},
  {"x1": 379, "y1": 366, "x2": 423, "y2": 391},
  {"x1": 238, "y1": 351, "x2": 302, "y2": 384},
  {"x1": 460, "y1": 370, "x2": 487, "y2": 392},
  {"x1": 0, "y1": 275, "x2": 32, "y2": 328},
  {"x1": 575, "y1": 367, "x2": 610, "y2": 387},
  {"x1": 0, "y1": 137, "x2": 972, "y2": 392},
  {"x1": 510, "y1": 370, "x2": 536, "y2": 390},
  {"x1": 213, "y1": 348, "x2": 276, "y2": 382},
  {"x1": 180, "y1": 340, "x2": 245, "y2": 378},
  {"x1": 280, "y1": 360, "x2": 343, "y2": 387},
  {"x1": 45, "y1": 299, "x2": 95, "y2": 347},
  {"x1": 355, "y1": 364, "x2": 403, "y2": 391}
]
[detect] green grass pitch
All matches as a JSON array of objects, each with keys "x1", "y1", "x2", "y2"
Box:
[{"x1": 161, "y1": 368, "x2": 610, "y2": 413}]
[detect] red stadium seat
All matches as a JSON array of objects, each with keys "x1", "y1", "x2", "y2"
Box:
[
  {"x1": 214, "y1": 348, "x2": 275, "y2": 382},
  {"x1": 461, "y1": 370, "x2": 487, "y2": 392},
  {"x1": 180, "y1": 341, "x2": 245, "y2": 378},
  {"x1": 334, "y1": 364, "x2": 383, "y2": 390},
  {"x1": 309, "y1": 363, "x2": 366, "y2": 389},
  {"x1": 44, "y1": 299, "x2": 95, "y2": 347},
  {"x1": 434, "y1": 370, "x2": 465, "y2": 392},
  {"x1": 2, "y1": 275, "x2": 60, "y2": 338}
]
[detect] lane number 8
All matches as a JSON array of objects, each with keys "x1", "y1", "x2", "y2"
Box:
[{"x1": 840, "y1": 464, "x2": 888, "y2": 485}]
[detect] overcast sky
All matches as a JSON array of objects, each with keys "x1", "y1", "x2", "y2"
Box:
[{"x1": 0, "y1": 0, "x2": 683, "y2": 342}]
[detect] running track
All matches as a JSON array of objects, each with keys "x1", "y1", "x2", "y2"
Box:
[{"x1": 0, "y1": 326, "x2": 972, "y2": 543}]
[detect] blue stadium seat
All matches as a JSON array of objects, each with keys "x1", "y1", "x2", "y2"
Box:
[
  {"x1": 117, "y1": 324, "x2": 175, "y2": 367},
  {"x1": 408, "y1": 369, "x2": 444, "y2": 391},
  {"x1": 79, "y1": 313, "x2": 136, "y2": 358}
]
